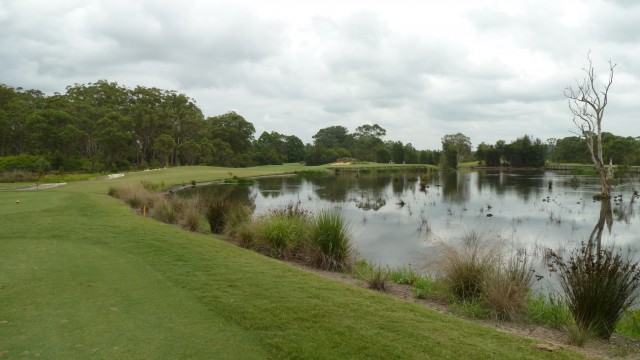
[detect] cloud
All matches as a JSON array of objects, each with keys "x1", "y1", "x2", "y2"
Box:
[{"x1": 0, "y1": 0, "x2": 638, "y2": 150}]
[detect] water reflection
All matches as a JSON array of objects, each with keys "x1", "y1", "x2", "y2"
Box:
[
  {"x1": 186, "y1": 171, "x2": 640, "y2": 269},
  {"x1": 587, "y1": 199, "x2": 613, "y2": 255}
]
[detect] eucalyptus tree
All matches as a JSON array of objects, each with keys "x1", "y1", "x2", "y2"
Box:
[
  {"x1": 161, "y1": 91, "x2": 204, "y2": 165},
  {"x1": 206, "y1": 112, "x2": 255, "y2": 166},
  {"x1": 312, "y1": 125, "x2": 353, "y2": 150},
  {"x1": 441, "y1": 132, "x2": 471, "y2": 164},
  {"x1": 65, "y1": 81, "x2": 131, "y2": 169},
  {"x1": 353, "y1": 123, "x2": 386, "y2": 162}
]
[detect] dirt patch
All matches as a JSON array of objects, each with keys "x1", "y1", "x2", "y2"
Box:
[
  {"x1": 330, "y1": 162, "x2": 352, "y2": 165},
  {"x1": 287, "y1": 261, "x2": 640, "y2": 360}
]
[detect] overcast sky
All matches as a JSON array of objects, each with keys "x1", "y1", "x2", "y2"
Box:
[{"x1": 1, "y1": 0, "x2": 639, "y2": 150}]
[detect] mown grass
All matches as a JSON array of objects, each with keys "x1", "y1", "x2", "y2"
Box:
[{"x1": 0, "y1": 166, "x2": 588, "y2": 359}]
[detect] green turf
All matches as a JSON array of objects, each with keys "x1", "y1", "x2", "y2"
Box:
[{"x1": 0, "y1": 166, "x2": 588, "y2": 359}]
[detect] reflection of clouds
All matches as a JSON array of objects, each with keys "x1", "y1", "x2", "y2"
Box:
[{"x1": 233, "y1": 171, "x2": 640, "y2": 268}]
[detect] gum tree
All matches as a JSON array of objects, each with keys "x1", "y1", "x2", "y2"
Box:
[{"x1": 564, "y1": 52, "x2": 616, "y2": 198}]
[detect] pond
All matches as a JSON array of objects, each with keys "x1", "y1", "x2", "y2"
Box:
[{"x1": 184, "y1": 170, "x2": 640, "y2": 290}]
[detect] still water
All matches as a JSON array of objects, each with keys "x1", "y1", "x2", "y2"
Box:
[{"x1": 188, "y1": 170, "x2": 640, "y2": 282}]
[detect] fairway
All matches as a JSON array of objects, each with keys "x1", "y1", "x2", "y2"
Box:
[{"x1": 0, "y1": 167, "x2": 588, "y2": 359}]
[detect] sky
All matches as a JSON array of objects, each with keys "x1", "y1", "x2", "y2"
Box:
[{"x1": 1, "y1": 0, "x2": 639, "y2": 150}]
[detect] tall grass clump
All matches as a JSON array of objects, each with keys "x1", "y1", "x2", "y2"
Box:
[
  {"x1": 202, "y1": 198, "x2": 234, "y2": 234},
  {"x1": 436, "y1": 230, "x2": 499, "y2": 302},
  {"x1": 179, "y1": 197, "x2": 203, "y2": 232},
  {"x1": 355, "y1": 261, "x2": 389, "y2": 291},
  {"x1": 482, "y1": 253, "x2": 534, "y2": 321},
  {"x1": 150, "y1": 196, "x2": 182, "y2": 224},
  {"x1": 252, "y1": 208, "x2": 309, "y2": 259},
  {"x1": 310, "y1": 210, "x2": 353, "y2": 271},
  {"x1": 547, "y1": 244, "x2": 640, "y2": 339},
  {"x1": 223, "y1": 204, "x2": 253, "y2": 243},
  {"x1": 108, "y1": 183, "x2": 158, "y2": 209}
]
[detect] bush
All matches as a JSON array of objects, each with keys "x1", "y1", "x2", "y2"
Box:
[
  {"x1": 310, "y1": 210, "x2": 353, "y2": 271},
  {"x1": 548, "y1": 244, "x2": 640, "y2": 339},
  {"x1": 0, "y1": 154, "x2": 50, "y2": 172}
]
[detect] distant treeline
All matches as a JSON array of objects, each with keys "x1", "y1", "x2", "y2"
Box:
[{"x1": 1, "y1": 81, "x2": 638, "y2": 173}]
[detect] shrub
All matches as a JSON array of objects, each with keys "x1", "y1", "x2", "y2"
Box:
[
  {"x1": 310, "y1": 210, "x2": 353, "y2": 271},
  {"x1": 547, "y1": 244, "x2": 640, "y2": 339},
  {"x1": 0, "y1": 154, "x2": 50, "y2": 172}
]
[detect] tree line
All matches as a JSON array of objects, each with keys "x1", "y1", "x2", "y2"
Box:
[{"x1": 1, "y1": 80, "x2": 638, "y2": 173}]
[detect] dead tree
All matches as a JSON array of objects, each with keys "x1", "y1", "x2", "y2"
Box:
[{"x1": 564, "y1": 52, "x2": 616, "y2": 198}]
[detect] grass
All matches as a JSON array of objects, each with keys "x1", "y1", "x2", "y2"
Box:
[
  {"x1": 527, "y1": 294, "x2": 573, "y2": 329},
  {"x1": 0, "y1": 165, "x2": 588, "y2": 359},
  {"x1": 355, "y1": 261, "x2": 390, "y2": 291},
  {"x1": 616, "y1": 309, "x2": 640, "y2": 339},
  {"x1": 310, "y1": 210, "x2": 353, "y2": 271}
]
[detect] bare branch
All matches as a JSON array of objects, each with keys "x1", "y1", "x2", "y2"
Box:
[{"x1": 565, "y1": 52, "x2": 616, "y2": 197}]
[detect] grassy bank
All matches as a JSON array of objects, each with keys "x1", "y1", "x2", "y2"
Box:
[{"x1": 0, "y1": 166, "x2": 586, "y2": 359}]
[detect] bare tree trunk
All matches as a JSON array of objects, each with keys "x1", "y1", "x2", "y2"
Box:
[{"x1": 564, "y1": 52, "x2": 616, "y2": 198}]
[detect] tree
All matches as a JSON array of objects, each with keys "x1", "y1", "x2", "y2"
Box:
[
  {"x1": 564, "y1": 52, "x2": 616, "y2": 198},
  {"x1": 403, "y1": 143, "x2": 418, "y2": 164},
  {"x1": 207, "y1": 112, "x2": 255, "y2": 154},
  {"x1": 441, "y1": 133, "x2": 471, "y2": 164},
  {"x1": 353, "y1": 124, "x2": 386, "y2": 162},
  {"x1": 283, "y1": 135, "x2": 305, "y2": 163},
  {"x1": 390, "y1": 141, "x2": 404, "y2": 164},
  {"x1": 153, "y1": 134, "x2": 177, "y2": 167},
  {"x1": 312, "y1": 125, "x2": 353, "y2": 149},
  {"x1": 503, "y1": 135, "x2": 546, "y2": 168}
]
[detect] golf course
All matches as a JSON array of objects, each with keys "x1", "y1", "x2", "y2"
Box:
[{"x1": 0, "y1": 165, "x2": 588, "y2": 359}]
